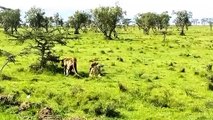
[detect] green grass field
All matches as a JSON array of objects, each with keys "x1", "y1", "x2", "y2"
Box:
[{"x1": 1, "y1": 26, "x2": 213, "y2": 120}]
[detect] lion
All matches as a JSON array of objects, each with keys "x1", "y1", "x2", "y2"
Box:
[
  {"x1": 89, "y1": 62, "x2": 103, "y2": 77},
  {"x1": 61, "y1": 57, "x2": 78, "y2": 76}
]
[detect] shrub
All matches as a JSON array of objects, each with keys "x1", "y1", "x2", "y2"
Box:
[
  {"x1": 206, "y1": 64, "x2": 212, "y2": 72},
  {"x1": 205, "y1": 101, "x2": 213, "y2": 109},
  {"x1": 105, "y1": 104, "x2": 121, "y2": 118},
  {"x1": 118, "y1": 83, "x2": 128, "y2": 92},
  {"x1": 0, "y1": 86, "x2": 5, "y2": 93},
  {"x1": 111, "y1": 62, "x2": 116, "y2": 66},
  {"x1": 180, "y1": 68, "x2": 185, "y2": 73},
  {"x1": 117, "y1": 57, "x2": 124, "y2": 62},
  {"x1": 194, "y1": 70, "x2": 199, "y2": 75},
  {"x1": 207, "y1": 74, "x2": 213, "y2": 82},
  {"x1": 94, "y1": 103, "x2": 104, "y2": 116},
  {"x1": 70, "y1": 86, "x2": 84, "y2": 97},
  {"x1": 100, "y1": 50, "x2": 106, "y2": 54},
  {"x1": 29, "y1": 63, "x2": 42, "y2": 73},
  {"x1": 22, "y1": 87, "x2": 34, "y2": 95},
  {"x1": 208, "y1": 82, "x2": 213, "y2": 91},
  {"x1": 17, "y1": 67, "x2": 25, "y2": 72},
  {"x1": 0, "y1": 74, "x2": 12, "y2": 80}
]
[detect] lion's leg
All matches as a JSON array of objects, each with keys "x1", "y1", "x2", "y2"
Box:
[
  {"x1": 64, "y1": 66, "x2": 66, "y2": 75},
  {"x1": 66, "y1": 66, "x2": 70, "y2": 76}
]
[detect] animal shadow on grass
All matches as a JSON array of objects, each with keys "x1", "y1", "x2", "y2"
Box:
[
  {"x1": 45, "y1": 64, "x2": 64, "y2": 75},
  {"x1": 46, "y1": 64, "x2": 93, "y2": 79},
  {"x1": 77, "y1": 71, "x2": 89, "y2": 78}
]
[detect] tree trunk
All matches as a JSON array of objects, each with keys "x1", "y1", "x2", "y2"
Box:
[
  {"x1": 74, "y1": 28, "x2": 80, "y2": 34},
  {"x1": 108, "y1": 30, "x2": 113, "y2": 40},
  {"x1": 45, "y1": 25, "x2": 49, "y2": 32},
  {"x1": 105, "y1": 31, "x2": 112, "y2": 40},
  {"x1": 40, "y1": 46, "x2": 46, "y2": 69},
  {"x1": 11, "y1": 27, "x2": 14, "y2": 34},
  {"x1": 15, "y1": 26, "x2": 18, "y2": 32},
  {"x1": 180, "y1": 26, "x2": 185, "y2": 36},
  {"x1": 113, "y1": 30, "x2": 119, "y2": 39},
  {"x1": 103, "y1": 31, "x2": 112, "y2": 40},
  {"x1": 105, "y1": 36, "x2": 112, "y2": 40},
  {"x1": 74, "y1": 24, "x2": 80, "y2": 34},
  {"x1": 4, "y1": 27, "x2": 8, "y2": 32},
  {"x1": 163, "y1": 33, "x2": 166, "y2": 42}
]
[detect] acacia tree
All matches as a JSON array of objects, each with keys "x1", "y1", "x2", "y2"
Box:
[
  {"x1": 191, "y1": 18, "x2": 199, "y2": 25},
  {"x1": 12, "y1": 28, "x2": 67, "y2": 69},
  {"x1": 135, "y1": 12, "x2": 171, "y2": 35},
  {"x1": 135, "y1": 12, "x2": 159, "y2": 34},
  {"x1": 0, "y1": 9, "x2": 21, "y2": 34},
  {"x1": 68, "y1": 11, "x2": 89, "y2": 34},
  {"x1": 53, "y1": 13, "x2": 63, "y2": 27},
  {"x1": 25, "y1": 7, "x2": 49, "y2": 31},
  {"x1": 157, "y1": 12, "x2": 171, "y2": 31},
  {"x1": 11, "y1": 8, "x2": 68, "y2": 69},
  {"x1": 201, "y1": 18, "x2": 208, "y2": 25},
  {"x1": 174, "y1": 10, "x2": 192, "y2": 35},
  {"x1": 92, "y1": 5, "x2": 125, "y2": 40},
  {"x1": 205, "y1": 18, "x2": 213, "y2": 31}
]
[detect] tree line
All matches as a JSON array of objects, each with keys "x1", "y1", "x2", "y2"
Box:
[
  {"x1": 0, "y1": 5, "x2": 193, "y2": 37},
  {"x1": 0, "y1": 5, "x2": 193, "y2": 70}
]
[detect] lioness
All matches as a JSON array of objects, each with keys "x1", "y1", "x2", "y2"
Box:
[
  {"x1": 61, "y1": 57, "x2": 78, "y2": 76},
  {"x1": 89, "y1": 62, "x2": 103, "y2": 77}
]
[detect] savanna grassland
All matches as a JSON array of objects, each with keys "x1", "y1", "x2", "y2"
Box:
[{"x1": 1, "y1": 26, "x2": 213, "y2": 120}]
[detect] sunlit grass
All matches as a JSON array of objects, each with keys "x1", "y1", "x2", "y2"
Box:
[{"x1": 0, "y1": 26, "x2": 213, "y2": 119}]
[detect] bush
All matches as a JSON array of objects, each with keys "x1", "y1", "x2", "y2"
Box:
[
  {"x1": 105, "y1": 104, "x2": 121, "y2": 118},
  {"x1": 205, "y1": 101, "x2": 213, "y2": 109},
  {"x1": 17, "y1": 68, "x2": 25, "y2": 72},
  {"x1": 0, "y1": 86, "x2": 5, "y2": 93},
  {"x1": 29, "y1": 63, "x2": 42, "y2": 73},
  {"x1": 206, "y1": 64, "x2": 212, "y2": 72},
  {"x1": 0, "y1": 74, "x2": 12, "y2": 80},
  {"x1": 117, "y1": 57, "x2": 124, "y2": 62},
  {"x1": 208, "y1": 82, "x2": 213, "y2": 91},
  {"x1": 94, "y1": 103, "x2": 104, "y2": 116},
  {"x1": 118, "y1": 83, "x2": 128, "y2": 92},
  {"x1": 207, "y1": 74, "x2": 213, "y2": 82},
  {"x1": 146, "y1": 89, "x2": 172, "y2": 108},
  {"x1": 100, "y1": 50, "x2": 106, "y2": 54}
]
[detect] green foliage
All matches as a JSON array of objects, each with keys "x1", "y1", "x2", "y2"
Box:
[
  {"x1": 158, "y1": 11, "x2": 171, "y2": 30},
  {"x1": 8, "y1": 27, "x2": 67, "y2": 69},
  {"x1": 174, "y1": 10, "x2": 192, "y2": 35},
  {"x1": 0, "y1": 9, "x2": 21, "y2": 34},
  {"x1": 53, "y1": 13, "x2": 64, "y2": 27},
  {"x1": 25, "y1": 29, "x2": 66, "y2": 69},
  {"x1": 135, "y1": 12, "x2": 170, "y2": 34},
  {"x1": 135, "y1": 12, "x2": 158, "y2": 34},
  {"x1": 92, "y1": 5, "x2": 125, "y2": 39},
  {"x1": 68, "y1": 11, "x2": 90, "y2": 34},
  {"x1": 25, "y1": 7, "x2": 50, "y2": 31},
  {"x1": 1, "y1": 26, "x2": 213, "y2": 120}
]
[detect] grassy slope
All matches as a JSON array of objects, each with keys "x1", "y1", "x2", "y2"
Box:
[{"x1": 0, "y1": 26, "x2": 213, "y2": 120}]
